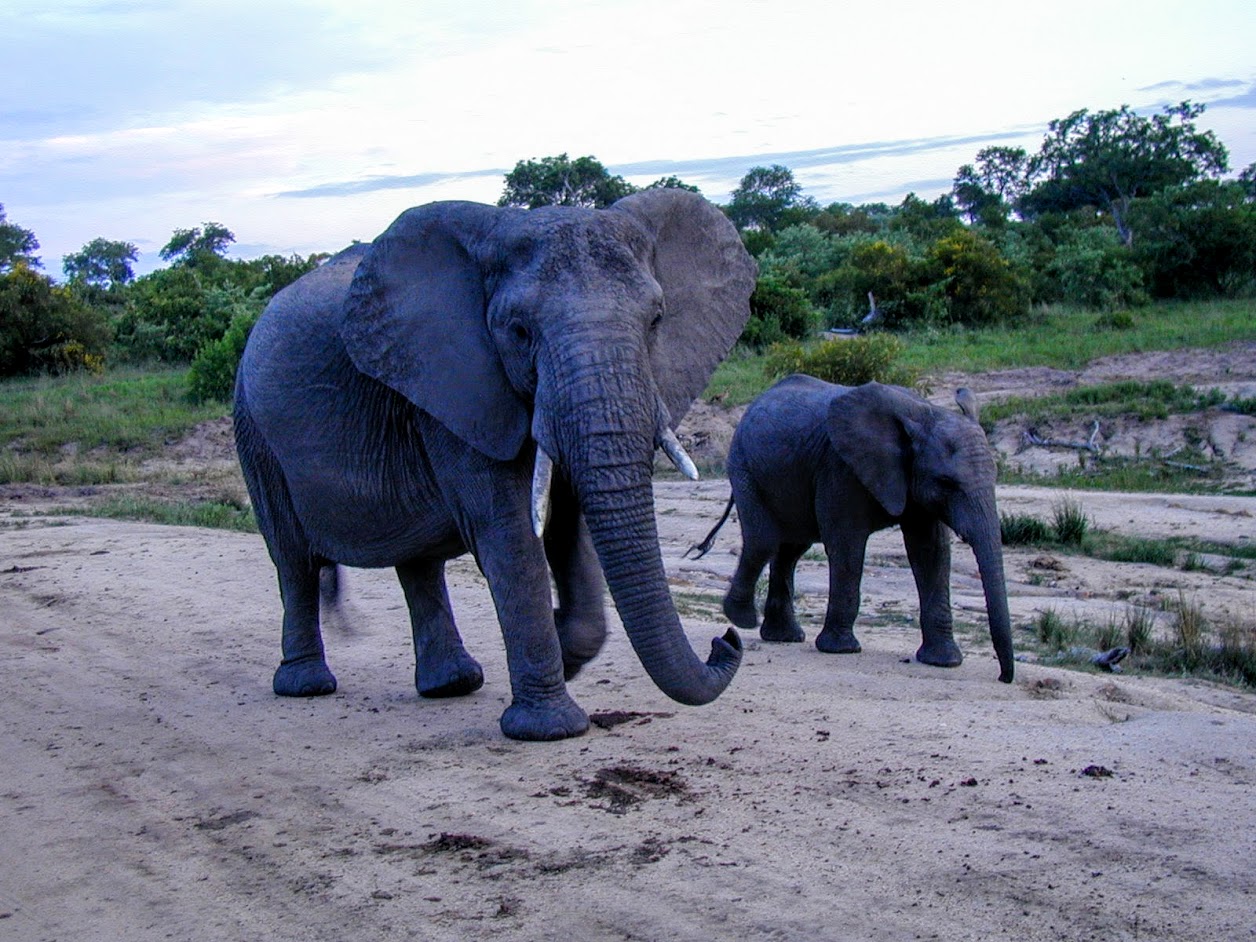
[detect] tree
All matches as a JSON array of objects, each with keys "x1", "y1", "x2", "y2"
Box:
[
  {"x1": 1020, "y1": 101, "x2": 1229, "y2": 245},
  {"x1": 0, "y1": 263, "x2": 110, "y2": 376},
  {"x1": 0, "y1": 204, "x2": 40, "y2": 272},
  {"x1": 1237, "y1": 162, "x2": 1256, "y2": 202},
  {"x1": 498, "y1": 154, "x2": 636, "y2": 209},
  {"x1": 159, "y1": 222, "x2": 235, "y2": 266},
  {"x1": 952, "y1": 147, "x2": 1030, "y2": 226},
  {"x1": 725, "y1": 165, "x2": 809, "y2": 231},
  {"x1": 644, "y1": 175, "x2": 700, "y2": 193},
  {"x1": 63, "y1": 238, "x2": 139, "y2": 290}
]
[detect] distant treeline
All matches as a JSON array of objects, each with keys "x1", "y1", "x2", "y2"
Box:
[{"x1": 2, "y1": 100, "x2": 1253, "y2": 394}]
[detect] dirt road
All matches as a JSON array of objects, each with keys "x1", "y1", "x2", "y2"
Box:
[{"x1": 2, "y1": 480, "x2": 1254, "y2": 941}]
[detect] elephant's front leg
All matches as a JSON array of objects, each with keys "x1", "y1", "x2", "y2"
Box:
[
  {"x1": 814, "y1": 534, "x2": 869, "y2": 654},
  {"x1": 395, "y1": 558, "x2": 484, "y2": 698},
  {"x1": 902, "y1": 516, "x2": 963, "y2": 668},
  {"x1": 544, "y1": 481, "x2": 607, "y2": 680}
]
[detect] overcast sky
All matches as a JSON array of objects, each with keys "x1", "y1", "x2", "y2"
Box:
[{"x1": 4, "y1": 0, "x2": 1254, "y2": 275}]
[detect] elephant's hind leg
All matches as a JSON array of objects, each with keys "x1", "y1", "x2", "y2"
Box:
[
  {"x1": 236, "y1": 403, "x2": 337, "y2": 696},
  {"x1": 272, "y1": 557, "x2": 338, "y2": 696},
  {"x1": 395, "y1": 558, "x2": 485, "y2": 698},
  {"x1": 760, "y1": 543, "x2": 808, "y2": 642}
]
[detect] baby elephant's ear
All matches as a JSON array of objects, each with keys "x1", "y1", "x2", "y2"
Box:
[
  {"x1": 341, "y1": 202, "x2": 530, "y2": 462},
  {"x1": 825, "y1": 382, "x2": 914, "y2": 517}
]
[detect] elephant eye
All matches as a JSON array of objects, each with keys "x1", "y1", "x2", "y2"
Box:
[
  {"x1": 510, "y1": 322, "x2": 530, "y2": 344},
  {"x1": 649, "y1": 308, "x2": 664, "y2": 330}
]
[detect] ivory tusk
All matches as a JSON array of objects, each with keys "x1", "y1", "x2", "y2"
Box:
[
  {"x1": 660, "y1": 428, "x2": 700, "y2": 481},
  {"x1": 531, "y1": 447, "x2": 554, "y2": 538}
]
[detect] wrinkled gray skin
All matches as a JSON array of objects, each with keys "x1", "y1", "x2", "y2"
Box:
[
  {"x1": 694, "y1": 375, "x2": 1014, "y2": 683},
  {"x1": 235, "y1": 190, "x2": 756, "y2": 740}
]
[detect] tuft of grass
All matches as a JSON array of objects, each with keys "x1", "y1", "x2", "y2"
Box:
[
  {"x1": 1092, "y1": 536, "x2": 1178, "y2": 567},
  {"x1": 1001, "y1": 512, "x2": 1051, "y2": 546},
  {"x1": 1035, "y1": 608, "x2": 1077, "y2": 652},
  {"x1": 1051, "y1": 497, "x2": 1089, "y2": 546},
  {"x1": 1124, "y1": 606, "x2": 1156, "y2": 654}
]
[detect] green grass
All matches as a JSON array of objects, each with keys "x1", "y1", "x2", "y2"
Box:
[
  {"x1": 707, "y1": 297, "x2": 1256, "y2": 407},
  {"x1": 1, "y1": 367, "x2": 227, "y2": 460},
  {"x1": 981, "y1": 380, "x2": 1226, "y2": 426},
  {"x1": 1026, "y1": 600, "x2": 1256, "y2": 688},
  {"x1": 898, "y1": 298, "x2": 1256, "y2": 375},
  {"x1": 51, "y1": 495, "x2": 257, "y2": 532}
]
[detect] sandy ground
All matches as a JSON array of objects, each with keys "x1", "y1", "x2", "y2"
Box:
[{"x1": 3, "y1": 472, "x2": 1255, "y2": 941}]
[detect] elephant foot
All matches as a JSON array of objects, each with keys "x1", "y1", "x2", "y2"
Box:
[
  {"x1": 815, "y1": 628, "x2": 861, "y2": 654},
  {"x1": 760, "y1": 616, "x2": 805, "y2": 643},
  {"x1": 500, "y1": 693, "x2": 589, "y2": 742},
  {"x1": 916, "y1": 638, "x2": 964, "y2": 668},
  {"x1": 273, "y1": 657, "x2": 338, "y2": 697},
  {"x1": 417, "y1": 651, "x2": 484, "y2": 698},
  {"x1": 723, "y1": 593, "x2": 759, "y2": 632}
]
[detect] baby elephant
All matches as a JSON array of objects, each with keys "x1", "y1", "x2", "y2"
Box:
[{"x1": 692, "y1": 375, "x2": 1014, "y2": 683}]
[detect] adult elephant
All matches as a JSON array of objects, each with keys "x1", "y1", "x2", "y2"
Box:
[
  {"x1": 691, "y1": 375, "x2": 1014, "y2": 683},
  {"x1": 235, "y1": 190, "x2": 756, "y2": 741}
]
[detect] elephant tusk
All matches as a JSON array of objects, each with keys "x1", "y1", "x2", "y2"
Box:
[
  {"x1": 659, "y1": 428, "x2": 700, "y2": 481},
  {"x1": 531, "y1": 447, "x2": 554, "y2": 538}
]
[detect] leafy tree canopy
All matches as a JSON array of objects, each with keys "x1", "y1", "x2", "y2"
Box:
[
  {"x1": 159, "y1": 222, "x2": 236, "y2": 266},
  {"x1": 0, "y1": 204, "x2": 40, "y2": 272},
  {"x1": 952, "y1": 146, "x2": 1030, "y2": 226},
  {"x1": 725, "y1": 165, "x2": 812, "y2": 231},
  {"x1": 63, "y1": 237, "x2": 139, "y2": 290},
  {"x1": 498, "y1": 154, "x2": 636, "y2": 209},
  {"x1": 1020, "y1": 101, "x2": 1228, "y2": 244}
]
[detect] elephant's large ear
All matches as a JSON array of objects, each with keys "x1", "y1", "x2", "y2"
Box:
[
  {"x1": 341, "y1": 202, "x2": 529, "y2": 462},
  {"x1": 825, "y1": 382, "x2": 925, "y2": 517},
  {"x1": 609, "y1": 190, "x2": 757, "y2": 428}
]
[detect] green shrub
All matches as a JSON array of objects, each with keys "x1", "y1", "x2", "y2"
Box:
[
  {"x1": 1035, "y1": 609, "x2": 1075, "y2": 652},
  {"x1": 1048, "y1": 226, "x2": 1148, "y2": 311},
  {"x1": 763, "y1": 333, "x2": 923, "y2": 389},
  {"x1": 743, "y1": 276, "x2": 821, "y2": 349},
  {"x1": 187, "y1": 309, "x2": 258, "y2": 403},
  {"x1": 0, "y1": 264, "x2": 110, "y2": 377},
  {"x1": 928, "y1": 229, "x2": 1030, "y2": 325}
]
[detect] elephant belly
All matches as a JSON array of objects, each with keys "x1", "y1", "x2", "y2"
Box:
[{"x1": 282, "y1": 458, "x2": 465, "y2": 568}]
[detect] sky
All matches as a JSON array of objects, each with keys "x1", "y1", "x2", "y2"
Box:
[{"x1": 3, "y1": 0, "x2": 1255, "y2": 277}]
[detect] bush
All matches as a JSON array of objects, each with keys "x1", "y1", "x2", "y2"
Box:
[
  {"x1": 743, "y1": 276, "x2": 820, "y2": 349},
  {"x1": 0, "y1": 264, "x2": 110, "y2": 377},
  {"x1": 763, "y1": 333, "x2": 924, "y2": 389},
  {"x1": 187, "y1": 309, "x2": 258, "y2": 403},
  {"x1": 928, "y1": 229, "x2": 1030, "y2": 325},
  {"x1": 1047, "y1": 226, "x2": 1148, "y2": 310}
]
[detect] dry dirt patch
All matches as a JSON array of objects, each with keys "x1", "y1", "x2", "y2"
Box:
[{"x1": 3, "y1": 479, "x2": 1255, "y2": 941}]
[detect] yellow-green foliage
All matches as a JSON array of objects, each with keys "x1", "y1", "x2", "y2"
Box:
[{"x1": 763, "y1": 333, "x2": 925, "y2": 390}]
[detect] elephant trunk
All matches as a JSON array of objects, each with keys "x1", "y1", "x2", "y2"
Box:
[
  {"x1": 539, "y1": 350, "x2": 742, "y2": 705},
  {"x1": 970, "y1": 523, "x2": 1016, "y2": 684}
]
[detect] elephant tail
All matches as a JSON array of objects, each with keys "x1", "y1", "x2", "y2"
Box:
[
  {"x1": 686, "y1": 496, "x2": 735, "y2": 559},
  {"x1": 319, "y1": 565, "x2": 359, "y2": 636}
]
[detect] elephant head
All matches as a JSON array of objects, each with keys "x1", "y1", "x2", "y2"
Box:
[
  {"x1": 826, "y1": 382, "x2": 1015, "y2": 683},
  {"x1": 339, "y1": 190, "x2": 756, "y2": 705}
]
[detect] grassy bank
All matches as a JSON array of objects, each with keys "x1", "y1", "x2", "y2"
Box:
[
  {"x1": 0, "y1": 368, "x2": 228, "y2": 485},
  {"x1": 707, "y1": 297, "x2": 1256, "y2": 405}
]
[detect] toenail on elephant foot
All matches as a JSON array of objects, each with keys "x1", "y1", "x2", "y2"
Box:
[
  {"x1": 815, "y1": 630, "x2": 861, "y2": 654},
  {"x1": 916, "y1": 640, "x2": 964, "y2": 668},
  {"x1": 499, "y1": 695, "x2": 589, "y2": 741},
  {"x1": 417, "y1": 655, "x2": 484, "y2": 698},
  {"x1": 273, "y1": 659, "x2": 338, "y2": 697}
]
